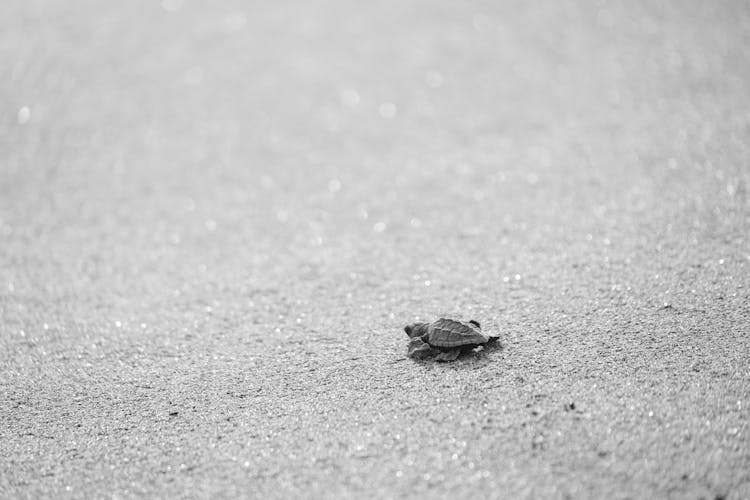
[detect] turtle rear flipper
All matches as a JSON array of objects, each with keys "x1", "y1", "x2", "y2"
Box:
[{"x1": 483, "y1": 336, "x2": 502, "y2": 352}]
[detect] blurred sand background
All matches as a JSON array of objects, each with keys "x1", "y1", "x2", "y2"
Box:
[{"x1": 2, "y1": 1, "x2": 749, "y2": 498}]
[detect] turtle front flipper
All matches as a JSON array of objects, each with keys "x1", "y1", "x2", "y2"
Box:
[
  {"x1": 469, "y1": 320, "x2": 481, "y2": 329},
  {"x1": 434, "y1": 348, "x2": 461, "y2": 362},
  {"x1": 407, "y1": 337, "x2": 437, "y2": 359}
]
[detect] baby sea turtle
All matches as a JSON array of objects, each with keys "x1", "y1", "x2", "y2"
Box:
[{"x1": 404, "y1": 318, "x2": 500, "y2": 361}]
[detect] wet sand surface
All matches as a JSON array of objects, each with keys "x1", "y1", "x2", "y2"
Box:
[{"x1": 2, "y1": 1, "x2": 749, "y2": 498}]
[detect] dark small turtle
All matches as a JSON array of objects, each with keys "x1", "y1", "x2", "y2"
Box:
[{"x1": 404, "y1": 318, "x2": 499, "y2": 361}]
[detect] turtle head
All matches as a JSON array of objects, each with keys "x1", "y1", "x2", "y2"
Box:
[{"x1": 404, "y1": 322, "x2": 429, "y2": 338}]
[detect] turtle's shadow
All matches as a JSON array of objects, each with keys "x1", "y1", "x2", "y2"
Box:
[{"x1": 408, "y1": 342, "x2": 503, "y2": 366}]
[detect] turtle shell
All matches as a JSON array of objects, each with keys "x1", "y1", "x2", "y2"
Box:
[{"x1": 425, "y1": 318, "x2": 489, "y2": 348}]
